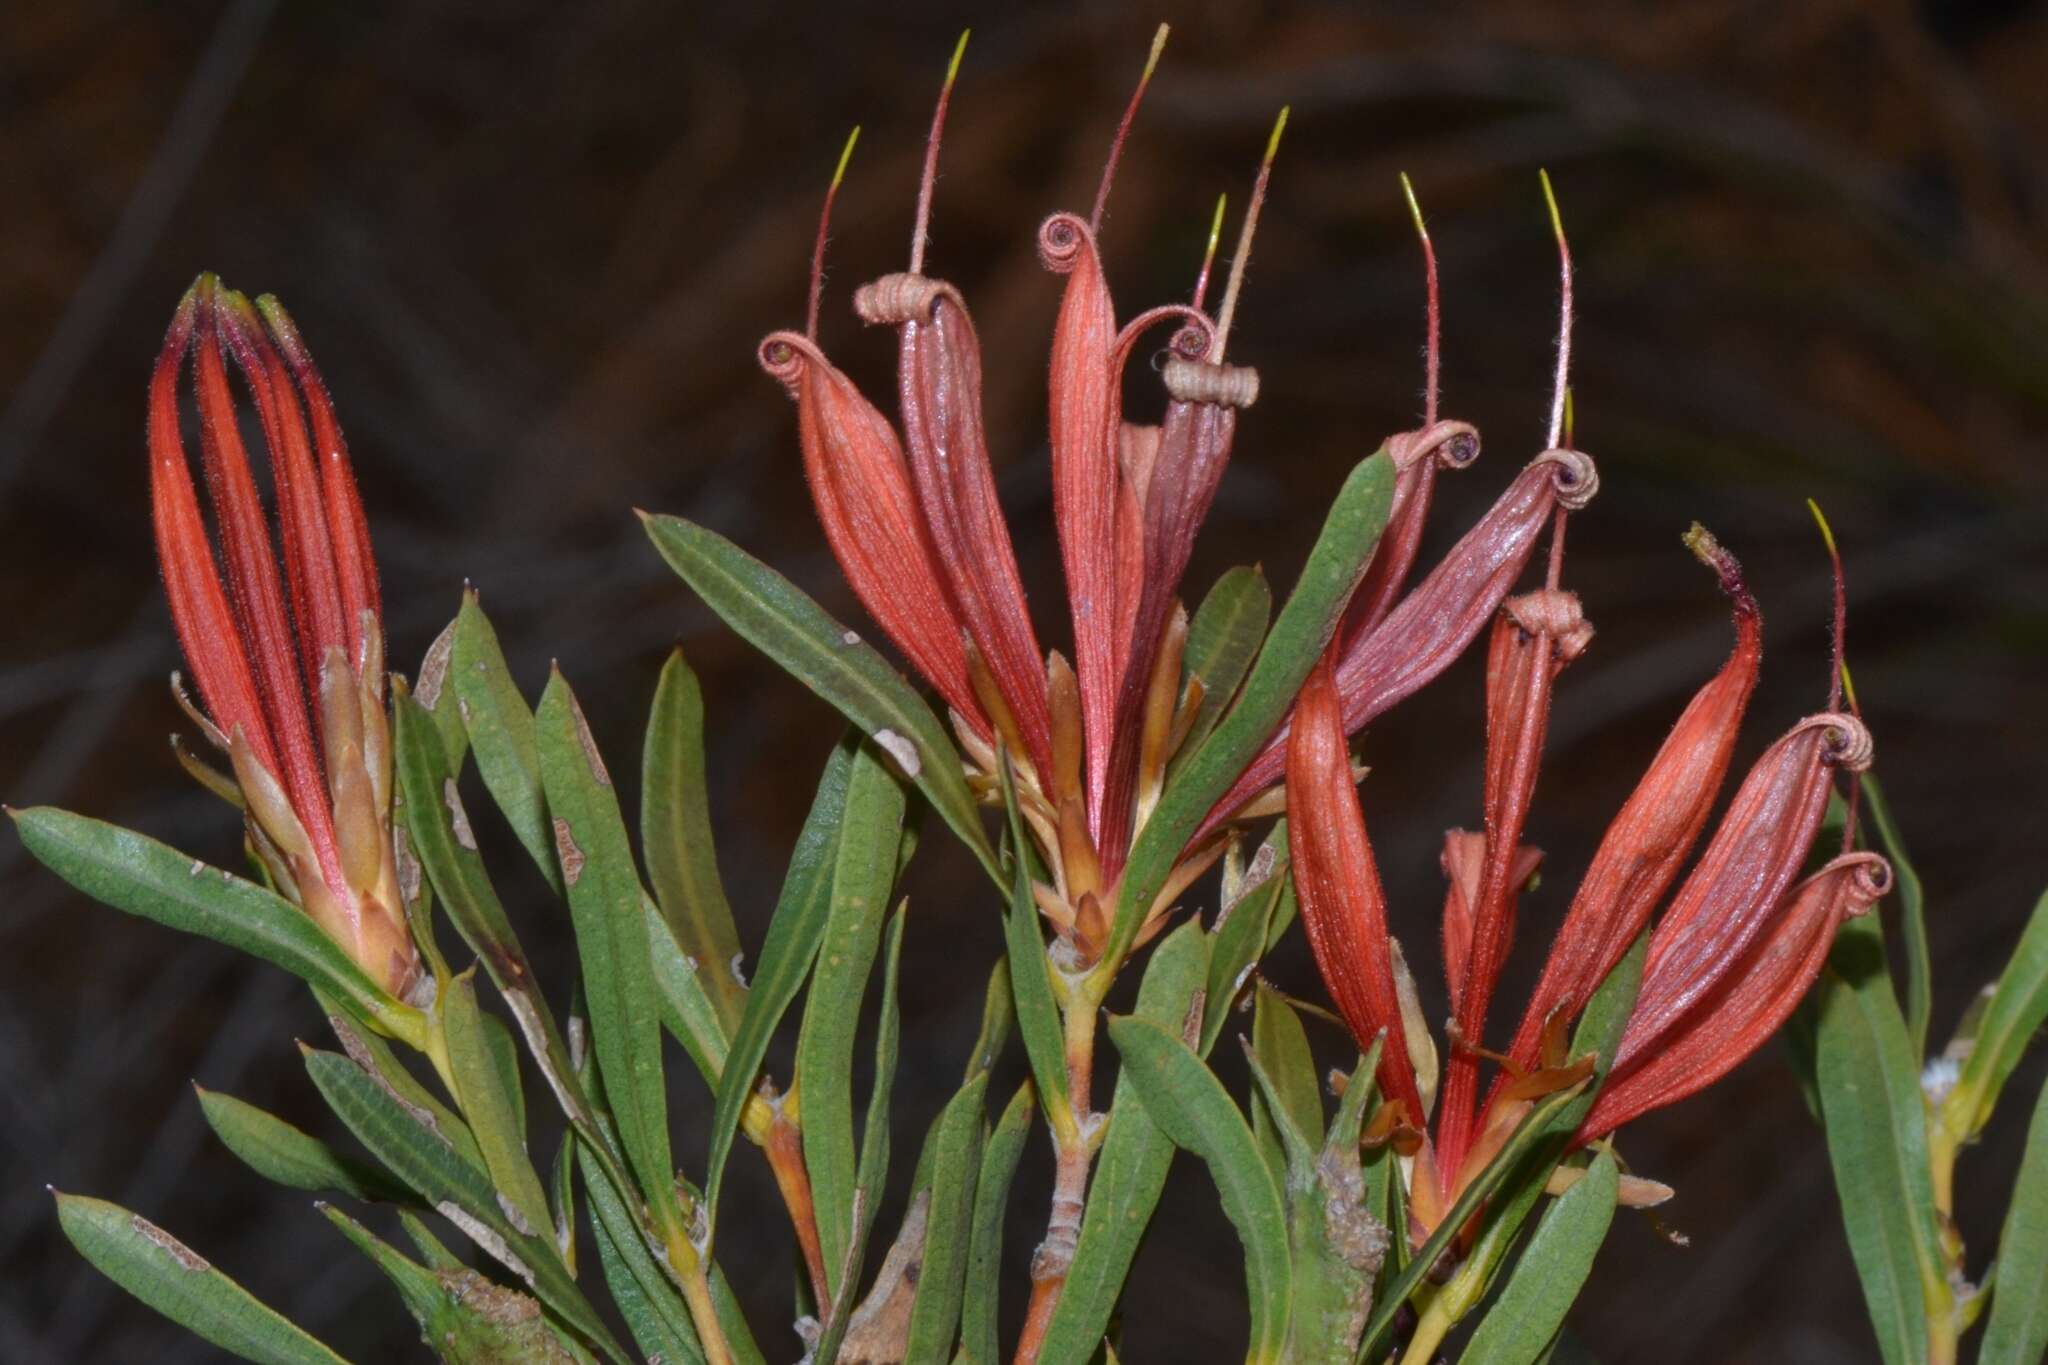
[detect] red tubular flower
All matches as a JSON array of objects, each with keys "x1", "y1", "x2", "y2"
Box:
[{"x1": 150, "y1": 275, "x2": 417, "y2": 998}]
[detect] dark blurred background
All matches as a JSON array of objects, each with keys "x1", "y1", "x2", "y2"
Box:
[{"x1": 5, "y1": 2, "x2": 2047, "y2": 1360}]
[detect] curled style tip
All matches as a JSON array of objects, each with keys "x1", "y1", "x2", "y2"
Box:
[
  {"x1": 756, "y1": 330, "x2": 820, "y2": 391},
  {"x1": 1799, "y1": 711, "x2": 1874, "y2": 772},
  {"x1": 1037, "y1": 212, "x2": 1090, "y2": 274},
  {"x1": 853, "y1": 273, "x2": 956, "y2": 326},
  {"x1": 1388, "y1": 420, "x2": 1480, "y2": 473},
  {"x1": 1532, "y1": 447, "x2": 1598, "y2": 509}
]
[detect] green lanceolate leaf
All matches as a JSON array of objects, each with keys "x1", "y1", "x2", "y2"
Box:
[
  {"x1": 450, "y1": 589, "x2": 562, "y2": 894},
  {"x1": 1860, "y1": 777, "x2": 1932, "y2": 1057},
  {"x1": 707, "y1": 738, "x2": 903, "y2": 1244},
  {"x1": 998, "y1": 753, "x2": 1072, "y2": 1131},
  {"x1": 1949, "y1": 883, "x2": 2048, "y2": 1142},
  {"x1": 903, "y1": 1072, "x2": 990, "y2": 1365},
  {"x1": 648, "y1": 901, "x2": 733, "y2": 1087},
  {"x1": 303, "y1": 1046, "x2": 626, "y2": 1363},
  {"x1": 1108, "y1": 1013, "x2": 1292, "y2": 1361},
  {"x1": 796, "y1": 785, "x2": 898, "y2": 1295},
  {"x1": 640, "y1": 512, "x2": 999, "y2": 885},
  {"x1": 413, "y1": 612, "x2": 470, "y2": 771},
  {"x1": 644, "y1": 647, "x2": 747, "y2": 1034},
  {"x1": 1038, "y1": 919, "x2": 1212, "y2": 1362},
  {"x1": 194, "y1": 1086, "x2": 412, "y2": 1204},
  {"x1": 960, "y1": 1082, "x2": 1035, "y2": 1365},
  {"x1": 11, "y1": 807, "x2": 420, "y2": 1047},
  {"x1": 965, "y1": 960, "x2": 1013, "y2": 1083},
  {"x1": 321, "y1": 1204, "x2": 580, "y2": 1365},
  {"x1": 1204, "y1": 822, "x2": 1292, "y2": 1056},
  {"x1": 581, "y1": 1139, "x2": 704, "y2": 1365},
  {"x1": 535, "y1": 668, "x2": 680, "y2": 1241},
  {"x1": 1461, "y1": 1151, "x2": 1620, "y2": 1365},
  {"x1": 440, "y1": 968, "x2": 554, "y2": 1241},
  {"x1": 316, "y1": 1000, "x2": 486, "y2": 1172},
  {"x1": 1252, "y1": 981, "x2": 1324, "y2": 1158},
  {"x1": 1107, "y1": 450, "x2": 1396, "y2": 977},
  {"x1": 1980, "y1": 1068, "x2": 2048, "y2": 1364},
  {"x1": 814, "y1": 906, "x2": 910, "y2": 1365},
  {"x1": 1354, "y1": 1084, "x2": 1586, "y2": 1365},
  {"x1": 549, "y1": 1130, "x2": 578, "y2": 1273},
  {"x1": 1811, "y1": 915, "x2": 1943, "y2": 1365},
  {"x1": 1171, "y1": 564, "x2": 1274, "y2": 777},
  {"x1": 53, "y1": 1193, "x2": 347, "y2": 1365}
]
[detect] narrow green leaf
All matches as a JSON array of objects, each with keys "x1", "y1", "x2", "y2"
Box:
[
  {"x1": 1461, "y1": 1152, "x2": 1619, "y2": 1365},
  {"x1": 965, "y1": 960, "x2": 1013, "y2": 1083},
  {"x1": 640, "y1": 512, "x2": 999, "y2": 885},
  {"x1": 1860, "y1": 777, "x2": 1932, "y2": 1057},
  {"x1": 314, "y1": 1000, "x2": 487, "y2": 1176},
  {"x1": 1108, "y1": 1013, "x2": 1293, "y2": 1360},
  {"x1": 648, "y1": 902, "x2": 733, "y2": 1087},
  {"x1": 440, "y1": 969, "x2": 554, "y2": 1241},
  {"x1": 1037, "y1": 919, "x2": 1211, "y2": 1362},
  {"x1": 450, "y1": 589, "x2": 561, "y2": 893},
  {"x1": 195, "y1": 1086, "x2": 411, "y2": 1204},
  {"x1": 1203, "y1": 822, "x2": 1291, "y2": 1056},
  {"x1": 54, "y1": 1193, "x2": 348, "y2": 1365},
  {"x1": 796, "y1": 788, "x2": 897, "y2": 1293},
  {"x1": 400, "y1": 1209, "x2": 465, "y2": 1272},
  {"x1": 1951, "y1": 884, "x2": 2048, "y2": 1141},
  {"x1": 1812, "y1": 915, "x2": 1942, "y2": 1365},
  {"x1": 1107, "y1": 450, "x2": 1395, "y2": 976},
  {"x1": 959, "y1": 1082, "x2": 1035, "y2": 1365},
  {"x1": 11, "y1": 807, "x2": 417, "y2": 1045},
  {"x1": 904, "y1": 1072, "x2": 990, "y2": 1364},
  {"x1": 1170, "y1": 565, "x2": 1273, "y2": 776},
  {"x1": 1980, "y1": 1068, "x2": 2048, "y2": 1364},
  {"x1": 321, "y1": 1204, "x2": 582, "y2": 1364},
  {"x1": 536, "y1": 668, "x2": 679, "y2": 1238},
  {"x1": 1252, "y1": 981, "x2": 1324, "y2": 1153},
  {"x1": 413, "y1": 611, "x2": 470, "y2": 771},
  {"x1": 813, "y1": 906, "x2": 909, "y2": 1365},
  {"x1": 581, "y1": 1142, "x2": 705, "y2": 1365},
  {"x1": 303, "y1": 1046, "x2": 625, "y2": 1362},
  {"x1": 999, "y1": 754, "x2": 1072, "y2": 1127},
  {"x1": 707, "y1": 739, "x2": 903, "y2": 1243},
  {"x1": 1354, "y1": 1085, "x2": 1586, "y2": 1364},
  {"x1": 644, "y1": 647, "x2": 746, "y2": 1033},
  {"x1": 549, "y1": 1130, "x2": 578, "y2": 1274}
]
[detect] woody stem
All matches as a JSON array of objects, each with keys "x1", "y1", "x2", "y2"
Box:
[
  {"x1": 1014, "y1": 977, "x2": 1102, "y2": 1364},
  {"x1": 762, "y1": 1107, "x2": 832, "y2": 1311}
]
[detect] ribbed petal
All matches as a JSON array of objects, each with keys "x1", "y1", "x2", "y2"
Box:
[
  {"x1": 863, "y1": 278, "x2": 1053, "y2": 780},
  {"x1": 759, "y1": 330, "x2": 979, "y2": 731},
  {"x1": 1342, "y1": 420, "x2": 1480, "y2": 645},
  {"x1": 1508, "y1": 540, "x2": 1761, "y2": 1069},
  {"x1": 1619, "y1": 711, "x2": 1873, "y2": 1056},
  {"x1": 258, "y1": 296, "x2": 380, "y2": 668},
  {"x1": 1204, "y1": 447, "x2": 1598, "y2": 837},
  {"x1": 1440, "y1": 830, "x2": 1542, "y2": 1018},
  {"x1": 1041, "y1": 214, "x2": 1123, "y2": 818},
  {"x1": 1581, "y1": 851, "x2": 1891, "y2": 1139},
  {"x1": 1286, "y1": 653, "x2": 1424, "y2": 1121}
]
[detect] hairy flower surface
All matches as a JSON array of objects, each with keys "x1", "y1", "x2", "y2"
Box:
[{"x1": 150, "y1": 275, "x2": 417, "y2": 998}]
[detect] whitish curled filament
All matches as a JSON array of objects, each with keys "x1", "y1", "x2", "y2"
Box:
[
  {"x1": 1037, "y1": 212, "x2": 1091, "y2": 274},
  {"x1": 1162, "y1": 356, "x2": 1259, "y2": 409},
  {"x1": 852, "y1": 273, "x2": 965, "y2": 326},
  {"x1": 1532, "y1": 447, "x2": 1600, "y2": 510},
  {"x1": 1793, "y1": 711, "x2": 1875, "y2": 772},
  {"x1": 1388, "y1": 419, "x2": 1481, "y2": 473},
  {"x1": 757, "y1": 330, "x2": 822, "y2": 393}
]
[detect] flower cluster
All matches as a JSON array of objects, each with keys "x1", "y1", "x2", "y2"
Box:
[{"x1": 149, "y1": 274, "x2": 417, "y2": 999}]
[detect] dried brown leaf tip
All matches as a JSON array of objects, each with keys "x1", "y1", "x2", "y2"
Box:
[
  {"x1": 756, "y1": 29, "x2": 1288, "y2": 965},
  {"x1": 1285, "y1": 175, "x2": 1886, "y2": 1247},
  {"x1": 150, "y1": 276, "x2": 416, "y2": 997}
]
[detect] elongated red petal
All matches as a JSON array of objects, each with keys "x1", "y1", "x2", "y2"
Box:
[
  {"x1": 259, "y1": 296, "x2": 380, "y2": 666},
  {"x1": 1041, "y1": 213, "x2": 1124, "y2": 820},
  {"x1": 1620, "y1": 710, "x2": 1873, "y2": 1056},
  {"x1": 1507, "y1": 532, "x2": 1761, "y2": 1069},
  {"x1": 189, "y1": 279, "x2": 345, "y2": 890},
  {"x1": 214, "y1": 290, "x2": 349, "y2": 695},
  {"x1": 1343, "y1": 421, "x2": 1480, "y2": 643},
  {"x1": 150, "y1": 284, "x2": 273, "y2": 773},
  {"x1": 759, "y1": 331, "x2": 980, "y2": 731},
  {"x1": 1287, "y1": 653, "x2": 1424, "y2": 1121},
  {"x1": 1580, "y1": 851, "x2": 1891, "y2": 1139},
  {"x1": 1440, "y1": 831, "x2": 1542, "y2": 1018},
  {"x1": 857, "y1": 279, "x2": 1054, "y2": 780},
  {"x1": 1203, "y1": 447, "x2": 1598, "y2": 840},
  {"x1": 1436, "y1": 588, "x2": 1588, "y2": 1179}
]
